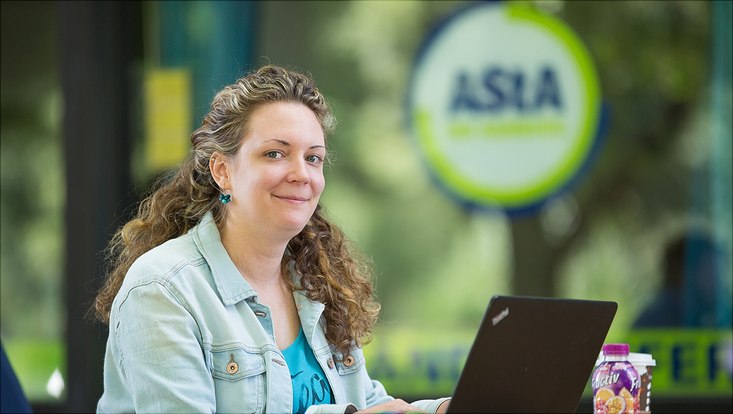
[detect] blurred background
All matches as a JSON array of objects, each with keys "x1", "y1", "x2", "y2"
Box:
[{"x1": 1, "y1": 0, "x2": 731, "y2": 412}]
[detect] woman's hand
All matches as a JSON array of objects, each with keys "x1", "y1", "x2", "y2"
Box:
[
  {"x1": 356, "y1": 399, "x2": 425, "y2": 413},
  {"x1": 436, "y1": 399, "x2": 450, "y2": 414}
]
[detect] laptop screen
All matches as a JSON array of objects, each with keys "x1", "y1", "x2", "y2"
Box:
[{"x1": 447, "y1": 295, "x2": 617, "y2": 413}]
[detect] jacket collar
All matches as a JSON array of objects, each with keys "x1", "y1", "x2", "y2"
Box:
[
  {"x1": 193, "y1": 211, "x2": 327, "y2": 342},
  {"x1": 192, "y1": 211, "x2": 258, "y2": 305},
  {"x1": 191, "y1": 211, "x2": 325, "y2": 338},
  {"x1": 292, "y1": 280, "x2": 326, "y2": 347}
]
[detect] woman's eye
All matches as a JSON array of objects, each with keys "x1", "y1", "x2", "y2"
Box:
[
  {"x1": 306, "y1": 154, "x2": 323, "y2": 164},
  {"x1": 265, "y1": 151, "x2": 283, "y2": 159}
]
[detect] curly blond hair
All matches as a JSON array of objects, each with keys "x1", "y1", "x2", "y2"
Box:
[{"x1": 93, "y1": 65, "x2": 380, "y2": 355}]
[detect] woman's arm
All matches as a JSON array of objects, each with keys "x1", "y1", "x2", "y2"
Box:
[{"x1": 110, "y1": 281, "x2": 216, "y2": 413}]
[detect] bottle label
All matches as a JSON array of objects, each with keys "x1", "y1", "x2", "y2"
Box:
[{"x1": 592, "y1": 361, "x2": 640, "y2": 414}]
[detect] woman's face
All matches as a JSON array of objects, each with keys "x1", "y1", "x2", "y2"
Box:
[{"x1": 219, "y1": 101, "x2": 326, "y2": 239}]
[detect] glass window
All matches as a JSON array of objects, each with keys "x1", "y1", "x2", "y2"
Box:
[{"x1": 1, "y1": 2, "x2": 66, "y2": 406}]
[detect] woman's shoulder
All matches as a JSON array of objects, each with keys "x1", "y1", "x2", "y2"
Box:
[
  {"x1": 112, "y1": 230, "x2": 222, "y2": 319},
  {"x1": 125, "y1": 232, "x2": 208, "y2": 286}
]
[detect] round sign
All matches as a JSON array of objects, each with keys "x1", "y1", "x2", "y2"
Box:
[{"x1": 407, "y1": 2, "x2": 603, "y2": 213}]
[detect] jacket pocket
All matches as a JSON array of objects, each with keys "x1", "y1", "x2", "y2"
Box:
[{"x1": 210, "y1": 347, "x2": 266, "y2": 413}]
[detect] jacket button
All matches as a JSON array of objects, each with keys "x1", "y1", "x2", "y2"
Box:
[
  {"x1": 327, "y1": 358, "x2": 335, "y2": 369},
  {"x1": 227, "y1": 353, "x2": 239, "y2": 374},
  {"x1": 226, "y1": 361, "x2": 239, "y2": 374},
  {"x1": 343, "y1": 355, "x2": 355, "y2": 367}
]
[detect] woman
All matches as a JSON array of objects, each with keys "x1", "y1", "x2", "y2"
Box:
[{"x1": 94, "y1": 65, "x2": 450, "y2": 413}]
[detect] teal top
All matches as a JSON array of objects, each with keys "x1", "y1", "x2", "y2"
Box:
[{"x1": 282, "y1": 327, "x2": 335, "y2": 413}]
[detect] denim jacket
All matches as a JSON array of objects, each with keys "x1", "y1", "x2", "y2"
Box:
[{"x1": 97, "y1": 211, "x2": 448, "y2": 413}]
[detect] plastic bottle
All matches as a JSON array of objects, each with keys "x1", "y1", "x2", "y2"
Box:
[{"x1": 591, "y1": 343, "x2": 641, "y2": 414}]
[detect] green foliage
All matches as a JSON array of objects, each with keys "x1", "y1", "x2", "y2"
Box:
[{"x1": 1, "y1": 2, "x2": 64, "y2": 341}]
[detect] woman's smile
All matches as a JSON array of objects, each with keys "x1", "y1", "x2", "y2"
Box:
[{"x1": 273, "y1": 194, "x2": 310, "y2": 203}]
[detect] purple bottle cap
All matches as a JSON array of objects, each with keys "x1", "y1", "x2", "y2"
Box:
[{"x1": 602, "y1": 343, "x2": 630, "y2": 355}]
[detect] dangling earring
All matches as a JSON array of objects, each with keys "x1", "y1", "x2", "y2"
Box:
[{"x1": 219, "y1": 193, "x2": 232, "y2": 204}]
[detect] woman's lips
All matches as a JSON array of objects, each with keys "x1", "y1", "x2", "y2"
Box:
[{"x1": 274, "y1": 195, "x2": 309, "y2": 202}]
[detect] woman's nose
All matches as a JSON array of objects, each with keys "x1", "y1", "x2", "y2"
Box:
[{"x1": 287, "y1": 159, "x2": 310, "y2": 183}]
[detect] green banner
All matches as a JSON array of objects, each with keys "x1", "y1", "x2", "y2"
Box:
[
  {"x1": 626, "y1": 329, "x2": 733, "y2": 396},
  {"x1": 363, "y1": 328, "x2": 733, "y2": 398}
]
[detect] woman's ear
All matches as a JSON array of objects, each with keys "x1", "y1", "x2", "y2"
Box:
[{"x1": 209, "y1": 152, "x2": 231, "y2": 190}]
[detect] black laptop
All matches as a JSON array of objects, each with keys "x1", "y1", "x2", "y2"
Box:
[{"x1": 446, "y1": 295, "x2": 617, "y2": 413}]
